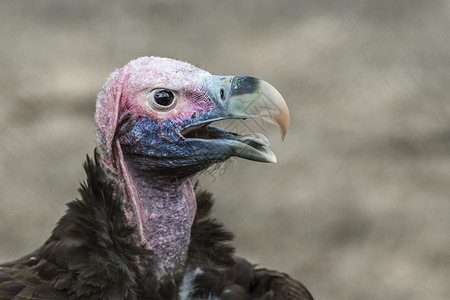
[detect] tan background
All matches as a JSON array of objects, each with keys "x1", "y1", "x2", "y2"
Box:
[{"x1": 1, "y1": 1, "x2": 449, "y2": 299}]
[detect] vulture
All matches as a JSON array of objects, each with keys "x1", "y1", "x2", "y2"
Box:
[{"x1": 0, "y1": 57, "x2": 314, "y2": 300}]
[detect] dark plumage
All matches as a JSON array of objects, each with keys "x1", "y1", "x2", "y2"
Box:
[{"x1": 0, "y1": 57, "x2": 313, "y2": 299}]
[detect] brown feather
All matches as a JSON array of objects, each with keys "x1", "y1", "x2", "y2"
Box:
[{"x1": 1, "y1": 153, "x2": 314, "y2": 299}]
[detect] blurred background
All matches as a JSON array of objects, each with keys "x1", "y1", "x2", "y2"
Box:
[{"x1": 1, "y1": 0, "x2": 449, "y2": 299}]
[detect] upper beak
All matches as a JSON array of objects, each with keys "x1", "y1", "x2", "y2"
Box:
[
  {"x1": 181, "y1": 75, "x2": 289, "y2": 163},
  {"x1": 203, "y1": 75, "x2": 290, "y2": 141}
]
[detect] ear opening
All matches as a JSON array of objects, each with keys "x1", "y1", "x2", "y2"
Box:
[
  {"x1": 96, "y1": 70, "x2": 121, "y2": 164},
  {"x1": 95, "y1": 68, "x2": 133, "y2": 176},
  {"x1": 94, "y1": 67, "x2": 145, "y2": 244}
]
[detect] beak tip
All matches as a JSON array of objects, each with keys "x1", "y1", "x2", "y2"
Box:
[{"x1": 280, "y1": 115, "x2": 290, "y2": 141}]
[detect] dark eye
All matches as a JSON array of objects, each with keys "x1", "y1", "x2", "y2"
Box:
[{"x1": 154, "y1": 90, "x2": 175, "y2": 107}]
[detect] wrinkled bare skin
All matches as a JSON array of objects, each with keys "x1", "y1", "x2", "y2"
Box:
[{"x1": 0, "y1": 1, "x2": 449, "y2": 299}]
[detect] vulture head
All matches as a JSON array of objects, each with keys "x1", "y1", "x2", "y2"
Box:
[{"x1": 95, "y1": 57, "x2": 289, "y2": 276}]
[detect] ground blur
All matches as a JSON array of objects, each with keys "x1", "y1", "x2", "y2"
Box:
[{"x1": 1, "y1": 1, "x2": 449, "y2": 299}]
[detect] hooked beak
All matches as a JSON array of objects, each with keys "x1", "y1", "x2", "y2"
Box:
[{"x1": 181, "y1": 75, "x2": 290, "y2": 163}]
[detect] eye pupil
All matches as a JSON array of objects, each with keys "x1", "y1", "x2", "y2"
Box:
[{"x1": 154, "y1": 90, "x2": 174, "y2": 106}]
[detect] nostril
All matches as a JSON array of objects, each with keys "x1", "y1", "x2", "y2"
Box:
[{"x1": 220, "y1": 89, "x2": 225, "y2": 101}]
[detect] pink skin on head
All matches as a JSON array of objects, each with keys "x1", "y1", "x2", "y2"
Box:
[{"x1": 95, "y1": 57, "x2": 215, "y2": 275}]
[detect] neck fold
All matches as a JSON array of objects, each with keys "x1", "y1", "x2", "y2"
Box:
[{"x1": 119, "y1": 158, "x2": 197, "y2": 276}]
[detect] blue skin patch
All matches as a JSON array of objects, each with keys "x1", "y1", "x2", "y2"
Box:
[{"x1": 119, "y1": 116, "x2": 233, "y2": 172}]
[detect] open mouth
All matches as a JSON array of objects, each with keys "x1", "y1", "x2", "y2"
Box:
[
  {"x1": 181, "y1": 121, "x2": 231, "y2": 139},
  {"x1": 181, "y1": 120, "x2": 269, "y2": 145},
  {"x1": 180, "y1": 120, "x2": 276, "y2": 163}
]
